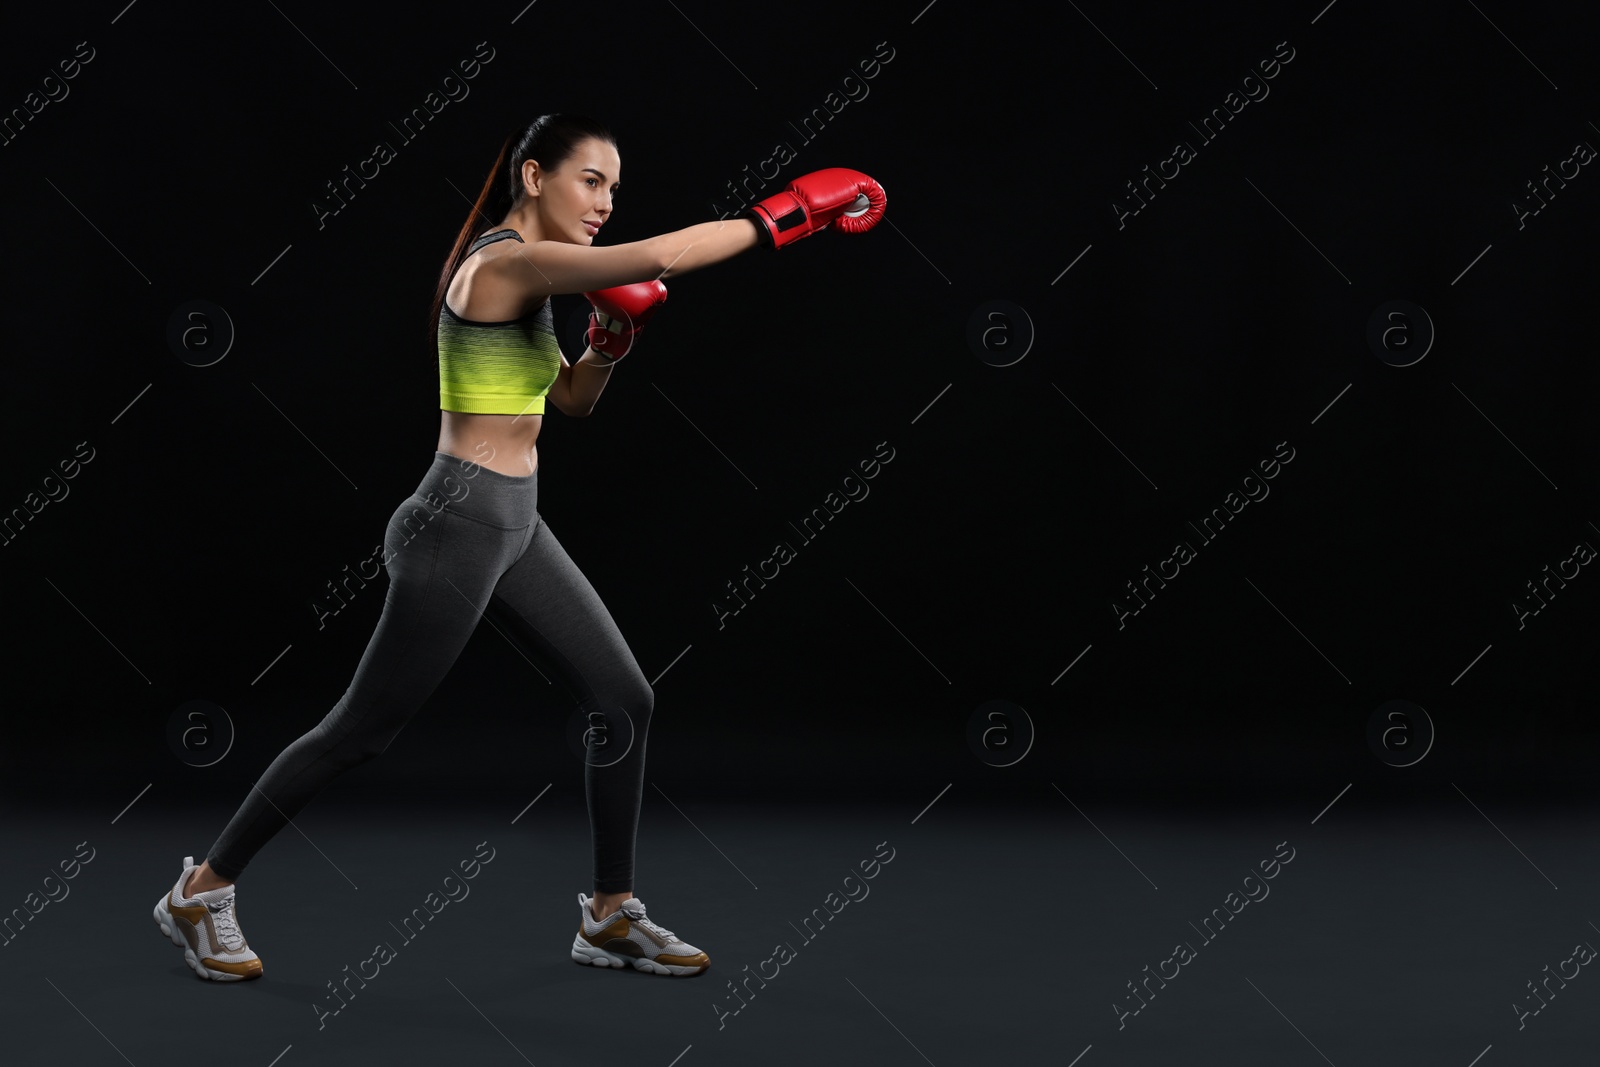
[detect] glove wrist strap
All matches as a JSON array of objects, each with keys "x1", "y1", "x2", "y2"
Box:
[{"x1": 738, "y1": 207, "x2": 776, "y2": 249}]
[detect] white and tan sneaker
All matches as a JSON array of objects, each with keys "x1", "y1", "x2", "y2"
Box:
[
  {"x1": 571, "y1": 893, "x2": 709, "y2": 976},
  {"x1": 152, "y1": 855, "x2": 263, "y2": 981}
]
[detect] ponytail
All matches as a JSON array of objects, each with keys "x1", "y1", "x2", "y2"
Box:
[
  {"x1": 427, "y1": 114, "x2": 617, "y2": 368},
  {"x1": 427, "y1": 130, "x2": 516, "y2": 365}
]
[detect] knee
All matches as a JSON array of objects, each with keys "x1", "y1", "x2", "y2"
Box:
[
  {"x1": 314, "y1": 695, "x2": 405, "y2": 768},
  {"x1": 596, "y1": 678, "x2": 653, "y2": 735},
  {"x1": 626, "y1": 679, "x2": 654, "y2": 725},
  {"x1": 350, "y1": 733, "x2": 396, "y2": 764},
  {"x1": 317, "y1": 721, "x2": 396, "y2": 769}
]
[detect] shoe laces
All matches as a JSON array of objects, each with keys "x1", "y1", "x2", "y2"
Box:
[
  {"x1": 207, "y1": 894, "x2": 244, "y2": 949},
  {"x1": 626, "y1": 902, "x2": 676, "y2": 943}
]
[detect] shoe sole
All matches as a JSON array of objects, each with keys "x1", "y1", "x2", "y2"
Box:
[
  {"x1": 571, "y1": 937, "x2": 709, "y2": 976},
  {"x1": 152, "y1": 894, "x2": 262, "y2": 982}
]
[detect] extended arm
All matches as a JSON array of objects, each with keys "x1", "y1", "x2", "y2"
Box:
[
  {"x1": 536, "y1": 167, "x2": 887, "y2": 415},
  {"x1": 499, "y1": 218, "x2": 762, "y2": 299},
  {"x1": 498, "y1": 166, "x2": 885, "y2": 299},
  {"x1": 657, "y1": 218, "x2": 763, "y2": 279}
]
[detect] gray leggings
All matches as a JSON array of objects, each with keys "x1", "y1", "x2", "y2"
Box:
[{"x1": 205, "y1": 451, "x2": 652, "y2": 892}]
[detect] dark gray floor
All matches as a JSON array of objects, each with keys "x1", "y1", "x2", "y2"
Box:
[{"x1": 3, "y1": 789, "x2": 1597, "y2": 1065}]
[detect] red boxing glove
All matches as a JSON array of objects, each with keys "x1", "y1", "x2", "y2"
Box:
[
  {"x1": 740, "y1": 167, "x2": 887, "y2": 250},
  {"x1": 583, "y1": 280, "x2": 667, "y2": 363}
]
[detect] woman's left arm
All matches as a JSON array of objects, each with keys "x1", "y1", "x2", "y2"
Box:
[
  {"x1": 549, "y1": 348, "x2": 616, "y2": 417},
  {"x1": 551, "y1": 281, "x2": 668, "y2": 416}
]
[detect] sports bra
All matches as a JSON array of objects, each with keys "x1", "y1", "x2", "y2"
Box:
[{"x1": 438, "y1": 228, "x2": 563, "y2": 415}]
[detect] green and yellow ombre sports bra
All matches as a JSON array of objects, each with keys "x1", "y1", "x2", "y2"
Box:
[{"x1": 438, "y1": 228, "x2": 563, "y2": 415}]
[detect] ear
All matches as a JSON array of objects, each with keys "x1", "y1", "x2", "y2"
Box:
[{"x1": 521, "y1": 158, "x2": 542, "y2": 198}]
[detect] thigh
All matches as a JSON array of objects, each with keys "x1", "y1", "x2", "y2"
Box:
[
  {"x1": 338, "y1": 498, "x2": 511, "y2": 723},
  {"x1": 487, "y1": 517, "x2": 651, "y2": 709}
]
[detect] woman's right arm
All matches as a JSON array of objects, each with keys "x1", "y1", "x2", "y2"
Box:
[{"x1": 501, "y1": 218, "x2": 763, "y2": 299}]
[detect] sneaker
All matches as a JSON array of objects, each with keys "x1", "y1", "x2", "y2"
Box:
[
  {"x1": 152, "y1": 855, "x2": 263, "y2": 981},
  {"x1": 571, "y1": 893, "x2": 710, "y2": 976}
]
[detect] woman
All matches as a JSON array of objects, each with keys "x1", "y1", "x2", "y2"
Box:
[{"x1": 152, "y1": 113, "x2": 885, "y2": 981}]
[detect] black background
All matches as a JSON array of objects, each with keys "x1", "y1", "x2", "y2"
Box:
[{"x1": 3, "y1": 0, "x2": 1598, "y2": 810}]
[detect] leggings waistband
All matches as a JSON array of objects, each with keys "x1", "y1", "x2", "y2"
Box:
[{"x1": 411, "y1": 450, "x2": 538, "y2": 528}]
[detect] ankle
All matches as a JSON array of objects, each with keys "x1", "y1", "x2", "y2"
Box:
[
  {"x1": 591, "y1": 892, "x2": 632, "y2": 921},
  {"x1": 185, "y1": 869, "x2": 231, "y2": 897}
]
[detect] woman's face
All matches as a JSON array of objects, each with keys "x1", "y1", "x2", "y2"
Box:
[{"x1": 536, "y1": 136, "x2": 621, "y2": 245}]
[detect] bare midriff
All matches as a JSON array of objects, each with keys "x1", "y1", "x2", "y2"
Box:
[
  {"x1": 437, "y1": 410, "x2": 541, "y2": 477},
  {"x1": 437, "y1": 231, "x2": 551, "y2": 477}
]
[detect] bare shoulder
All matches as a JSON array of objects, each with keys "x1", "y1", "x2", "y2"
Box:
[{"x1": 455, "y1": 242, "x2": 548, "y2": 320}]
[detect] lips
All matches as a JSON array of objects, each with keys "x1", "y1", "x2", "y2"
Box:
[{"x1": 582, "y1": 220, "x2": 601, "y2": 236}]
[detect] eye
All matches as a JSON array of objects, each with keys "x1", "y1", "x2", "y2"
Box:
[{"x1": 586, "y1": 178, "x2": 598, "y2": 187}]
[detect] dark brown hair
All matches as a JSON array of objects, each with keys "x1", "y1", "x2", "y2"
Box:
[{"x1": 427, "y1": 114, "x2": 617, "y2": 364}]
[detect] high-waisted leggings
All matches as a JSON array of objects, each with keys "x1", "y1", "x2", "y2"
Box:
[{"x1": 204, "y1": 450, "x2": 652, "y2": 892}]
